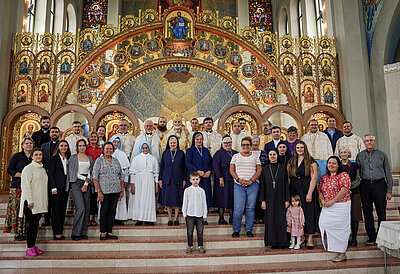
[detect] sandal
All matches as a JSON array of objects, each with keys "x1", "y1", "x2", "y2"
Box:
[
  {"x1": 332, "y1": 255, "x2": 347, "y2": 262},
  {"x1": 89, "y1": 220, "x2": 97, "y2": 226}
]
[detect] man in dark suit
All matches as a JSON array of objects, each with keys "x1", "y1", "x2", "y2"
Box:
[
  {"x1": 323, "y1": 116, "x2": 343, "y2": 152},
  {"x1": 41, "y1": 126, "x2": 60, "y2": 226},
  {"x1": 31, "y1": 116, "x2": 51, "y2": 148},
  {"x1": 264, "y1": 126, "x2": 291, "y2": 154}
]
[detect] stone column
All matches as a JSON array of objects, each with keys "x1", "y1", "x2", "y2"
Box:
[
  {"x1": 237, "y1": 0, "x2": 249, "y2": 29},
  {"x1": 108, "y1": 0, "x2": 121, "y2": 27}
]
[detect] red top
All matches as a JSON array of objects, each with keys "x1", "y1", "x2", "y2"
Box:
[
  {"x1": 318, "y1": 172, "x2": 351, "y2": 203},
  {"x1": 86, "y1": 145, "x2": 102, "y2": 162}
]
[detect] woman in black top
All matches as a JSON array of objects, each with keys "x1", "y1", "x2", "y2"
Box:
[
  {"x1": 48, "y1": 140, "x2": 71, "y2": 240},
  {"x1": 5, "y1": 137, "x2": 34, "y2": 240}
]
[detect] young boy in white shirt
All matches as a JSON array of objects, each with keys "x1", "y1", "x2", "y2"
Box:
[{"x1": 182, "y1": 171, "x2": 208, "y2": 253}]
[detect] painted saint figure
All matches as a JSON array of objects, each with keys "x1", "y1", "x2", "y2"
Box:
[
  {"x1": 17, "y1": 85, "x2": 27, "y2": 103},
  {"x1": 283, "y1": 60, "x2": 293, "y2": 75},
  {"x1": 324, "y1": 87, "x2": 334, "y2": 103},
  {"x1": 83, "y1": 35, "x2": 93, "y2": 51},
  {"x1": 61, "y1": 58, "x2": 71, "y2": 74},
  {"x1": 40, "y1": 58, "x2": 50, "y2": 74},
  {"x1": 38, "y1": 85, "x2": 48, "y2": 103},
  {"x1": 19, "y1": 58, "x2": 29, "y2": 74},
  {"x1": 171, "y1": 12, "x2": 187, "y2": 39}
]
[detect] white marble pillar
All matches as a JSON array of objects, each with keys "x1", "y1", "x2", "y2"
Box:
[
  {"x1": 237, "y1": 0, "x2": 249, "y2": 29},
  {"x1": 108, "y1": 0, "x2": 120, "y2": 27},
  {"x1": 302, "y1": 0, "x2": 317, "y2": 37},
  {"x1": 289, "y1": 0, "x2": 300, "y2": 36}
]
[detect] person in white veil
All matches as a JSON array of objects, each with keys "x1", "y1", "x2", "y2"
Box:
[
  {"x1": 109, "y1": 136, "x2": 130, "y2": 225},
  {"x1": 128, "y1": 142, "x2": 159, "y2": 225}
]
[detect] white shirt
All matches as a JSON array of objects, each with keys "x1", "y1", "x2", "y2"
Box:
[
  {"x1": 77, "y1": 160, "x2": 91, "y2": 181},
  {"x1": 182, "y1": 185, "x2": 208, "y2": 218},
  {"x1": 59, "y1": 154, "x2": 68, "y2": 175},
  {"x1": 273, "y1": 139, "x2": 280, "y2": 147}
]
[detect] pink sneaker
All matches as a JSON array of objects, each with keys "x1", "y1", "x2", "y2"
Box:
[
  {"x1": 33, "y1": 246, "x2": 43, "y2": 255},
  {"x1": 26, "y1": 247, "x2": 37, "y2": 256}
]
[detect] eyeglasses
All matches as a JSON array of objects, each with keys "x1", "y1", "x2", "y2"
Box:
[{"x1": 241, "y1": 144, "x2": 251, "y2": 147}]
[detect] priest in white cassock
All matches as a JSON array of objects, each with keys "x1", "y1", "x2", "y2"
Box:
[
  {"x1": 238, "y1": 117, "x2": 252, "y2": 137},
  {"x1": 201, "y1": 117, "x2": 222, "y2": 157},
  {"x1": 65, "y1": 121, "x2": 88, "y2": 154},
  {"x1": 230, "y1": 121, "x2": 249, "y2": 152},
  {"x1": 128, "y1": 142, "x2": 159, "y2": 225},
  {"x1": 109, "y1": 136, "x2": 130, "y2": 224},
  {"x1": 154, "y1": 116, "x2": 168, "y2": 142},
  {"x1": 161, "y1": 113, "x2": 190, "y2": 153},
  {"x1": 334, "y1": 121, "x2": 365, "y2": 161},
  {"x1": 131, "y1": 120, "x2": 161, "y2": 164},
  {"x1": 115, "y1": 119, "x2": 136, "y2": 159},
  {"x1": 301, "y1": 119, "x2": 333, "y2": 182}
]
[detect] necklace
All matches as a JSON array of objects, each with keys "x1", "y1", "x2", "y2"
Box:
[
  {"x1": 170, "y1": 150, "x2": 177, "y2": 163},
  {"x1": 196, "y1": 146, "x2": 203, "y2": 157},
  {"x1": 269, "y1": 164, "x2": 280, "y2": 189},
  {"x1": 226, "y1": 150, "x2": 233, "y2": 158}
]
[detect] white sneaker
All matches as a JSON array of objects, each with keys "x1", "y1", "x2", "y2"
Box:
[
  {"x1": 289, "y1": 242, "x2": 295, "y2": 249},
  {"x1": 294, "y1": 244, "x2": 301, "y2": 250}
]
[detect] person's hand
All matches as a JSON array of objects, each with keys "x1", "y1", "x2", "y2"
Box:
[
  {"x1": 204, "y1": 171, "x2": 211, "y2": 178},
  {"x1": 386, "y1": 193, "x2": 392, "y2": 201},
  {"x1": 81, "y1": 184, "x2": 88, "y2": 193},
  {"x1": 14, "y1": 172, "x2": 22, "y2": 178},
  {"x1": 285, "y1": 201, "x2": 289, "y2": 208},
  {"x1": 198, "y1": 170, "x2": 205, "y2": 177},
  {"x1": 261, "y1": 201, "x2": 266, "y2": 210},
  {"x1": 131, "y1": 184, "x2": 135, "y2": 195},
  {"x1": 155, "y1": 184, "x2": 158, "y2": 194},
  {"x1": 325, "y1": 200, "x2": 334, "y2": 207},
  {"x1": 299, "y1": 225, "x2": 303, "y2": 229},
  {"x1": 124, "y1": 182, "x2": 128, "y2": 188},
  {"x1": 119, "y1": 190, "x2": 124, "y2": 200},
  {"x1": 97, "y1": 191, "x2": 104, "y2": 203},
  {"x1": 85, "y1": 178, "x2": 91, "y2": 184},
  {"x1": 203, "y1": 218, "x2": 206, "y2": 222},
  {"x1": 306, "y1": 193, "x2": 312, "y2": 202},
  {"x1": 287, "y1": 224, "x2": 292, "y2": 227},
  {"x1": 219, "y1": 178, "x2": 225, "y2": 187},
  {"x1": 320, "y1": 199, "x2": 327, "y2": 207},
  {"x1": 28, "y1": 203, "x2": 34, "y2": 210},
  {"x1": 184, "y1": 217, "x2": 187, "y2": 221},
  {"x1": 52, "y1": 189, "x2": 57, "y2": 195},
  {"x1": 158, "y1": 180, "x2": 163, "y2": 189}
]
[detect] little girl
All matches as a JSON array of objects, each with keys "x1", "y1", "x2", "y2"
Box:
[{"x1": 286, "y1": 195, "x2": 305, "y2": 250}]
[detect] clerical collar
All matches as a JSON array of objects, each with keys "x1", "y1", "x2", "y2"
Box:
[
  {"x1": 52, "y1": 140, "x2": 58, "y2": 144},
  {"x1": 42, "y1": 129, "x2": 49, "y2": 133},
  {"x1": 205, "y1": 130, "x2": 212, "y2": 133},
  {"x1": 146, "y1": 133, "x2": 152, "y2": 136},
  {"x1": 119, "y1": 132, "x2": 127, "y2": 135},
  {"x1": 345, "y1": 133, "x2": 353, "y2": 137}
]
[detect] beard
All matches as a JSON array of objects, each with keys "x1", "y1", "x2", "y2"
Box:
[{"x1": 158, "y1": 125, "x2": 167, "y2": 132}]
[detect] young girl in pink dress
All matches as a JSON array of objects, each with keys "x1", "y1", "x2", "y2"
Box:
[{"x1": 286, "y1": 195, "x2": 305, "y2": 250}]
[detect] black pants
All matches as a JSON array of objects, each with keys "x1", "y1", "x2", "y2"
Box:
[
  {"x1": 100, "y1": 193, "x2": 119, "y2": 233},
  {"x1": 50, "y1": 190, "x2": 68, "y2": 235},
  {"x1": 186, "y1": 216, "x2": 204, "y2": 247},
  {"x1": 360, "y1": 179, "x2": 387, "y2": 241},
  {"x1": 23, "y1": 201, "x2": 42, "y2": 248},
  {"x1": 89, "y1": 186, "x2": 98, "y2": 215}
]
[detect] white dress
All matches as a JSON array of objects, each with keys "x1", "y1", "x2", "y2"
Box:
[
  {"x1": 113, "y1": 149, "x2": 130, "y2": 220},
  {"x1": 128, "y1": 153, "x2": 159, "y2": 222}
]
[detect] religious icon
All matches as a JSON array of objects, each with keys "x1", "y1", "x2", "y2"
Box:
[
  {"x1": 318, "y1": 124, "x2": 324, "y2": 131},
  {"x1": 38, "y1": 84, "x2": 49, "y2": 103},
  {"x1": 40, "y1": 57, "x2": 50, "y2": 74},
  {"x1": 243, "y1": 30, "x2": 252, "y2": 40},
  {"x1": 83, "y1": 34, "x2": 94, "y2": 51},
  {"x1": 42, "y1": 36, "x2": 52, "y2": 47},
  {"x1": 108, "y1": 123, "x2": 119, "y2": 139},
  {"x1": 322, "y1": 59, "x2": 331, "y2": 76},
  {"x1": 214, "y1": 45, "x2": 227, "y2": 59},
  {"x1": 129, "y1": 43, "x2": 143, "y2": 58},
  {"x1": 303, "y1": 59, "x2": 313, "y2": 76},
  {"x1": 77, "y1": 89, "x2": 92, "y2": 104},
  {"x1": 198, "y1": 40, "x2": 211, "y2": 53},
  {"x1": 242, "y1": 64, "x2": 255, "y2": 78},
  {"x1": 16, "y1": 84, "x2": 28, "y2": 103},
  {"x1": 88, "y1": 75, "x2": 101, "y2": 89},
  {"x1": 302, "y1": 39, "x2": 310, "y2": 49},
  {"x1": 324, "y1": 86, "x2": 334, "y2": 103},
  {"x1": 104, "y1": 28, "x2": 114, "y2": 38},
  {"x1": 321, "y1": 40, "x2": 330, "y2": 49},
  {"x1": 19, "y1": 57, "x2": 29, "y2": 74},
  {"x1": 170, "y1": 12, "x2": 188, "y2": 40},
  {"x1": 202, "y1": 14, "x2": 212, "y2": 23},
  {"x1": 61, "y1": 57, "x2": 71, "y2": 74},
  {"x1": 146, "y1": 13, "x2": 155, "y2": 22},
  {"x1": 125, "y1": 19, "x2": 134, "y2": 28},
  {"x1": 88, "y1": 2, "x2": 104, "y2": 22},
  {"x1": 100, "y1": 63, "x2": 114, "y2": 77},
  {"x1": 114, "y1": 52, "x2": 128, "y2": 66},
  {"x1": 63, "y1": 36, "x2": 73, "y2": 46},
  {"x1": 304, "y1": 86, "x2": 314, "y2": 103},
  {"x1": 24, "y1": 124, "x2": 35, "y2": 138},
  {"x1": 283, "y1": 39, "x2": 292, "y2": 49},
  {"x1": 253, "y1": 76, "x2": 267, "y2": 90},
  {"x1": 230, "y1": 54, "x2": 242, "y2": 67},
  {"x1": 21, "y1": 36, "x2": 32, "y2": 46},
  {"x1": 263, "y1": 37, "x2": 273, "y2": 53},
  {"x1": 146, "y1": 40, "x2": 159, "y2": 53},
  {"x1": 283, "y1": 59, "x2": 293, "y2": 76},
  {"x1": 263, "y1": 91, "x2": 277, "y2": 105},
  {"x1": 223, "y1": 20, "x2": 232, "y2": 29}
]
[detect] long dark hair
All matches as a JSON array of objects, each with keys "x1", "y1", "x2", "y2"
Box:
[
  {"x1": 166, "y1": 135, "x2": 180, "y2": 151},
  {"x1": 52, "y1": 140, "x2": 71, "y2": 159},
  {"x1": 191, "y1": 132, "x2": 203, "y2": 147},
  {"x1": 288, "y1": 140, "x2": 312, "y2": 177},
  {"x1": 326, "y1": 155, "x2": 343, "y2": 176}
]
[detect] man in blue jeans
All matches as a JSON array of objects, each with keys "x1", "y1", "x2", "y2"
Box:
[{"x1": 229, "y1": 136, "x2": 262, "y2": 237}]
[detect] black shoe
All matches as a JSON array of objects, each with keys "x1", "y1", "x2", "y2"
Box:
[
  {"x1": 232, "y1": 232, "x2": 240, "y2": 238},
  {"x1": 246, "y1": 231, "x2": 254, "y2": 237},
  {"x1": 218, "y1": 219, "x2": 228, "y2": 225},
  {"x1": 366, "y1": 239, "x2": 375, "y2": 245},
  {"x1": 203, "y1": 221, "x2": 208, "y2": 225},
  {"x1": 53, "y1": 236, "x2": 65, "y2": 240},
  {"x1": 14, "y1": 235, "x2": 25, "y2": 241},
  {"x1": 100, "y1": 235, "x2": 107, "y2": 240},
  {"x1": 106, "y1": 233, "x2": 118, "y2": 240},
  {"x1": 145, "y1": 222, "x2": 155, "y2": 226},
  {"x1": 306, "y1": 245, "x2": 314, "y2": 249},
  {"x1": 41, "y1": 220, "x2": 51, "y2": 226},
  {"x1": 173, "y1": 221, "x2": 179, "y2": 226},
  {"x1": 81, "y1": 235, "x2": 88, "y2": 240},
  {"x1": 114, "y1": 220, "x2": 124, "y2": 226},
  {"x1": 167, "y1": 221, "x2": 173, "y2": 226},
  {"x1": 135, "y1": 221, "x2": 144, "y2": 226},
  {"x1": 350, "y1": 238, "x2": 357, "y2": 246},
  {"x1": 229, "y1": 218, "x2": 233, "y2": 224},
  {"x1": 71, "y1": 235, "x2": 81, "y2": 241}
]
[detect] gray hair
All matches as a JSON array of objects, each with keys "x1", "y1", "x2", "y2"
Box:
[
  {"x1": 338, "y1": 146, "x2": 352, "y2": 159},
  {"x1": 364, "y1": 134, "x2": 375, "y2": 140}
]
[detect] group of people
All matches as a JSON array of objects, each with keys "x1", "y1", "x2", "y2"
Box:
[{"x1": 3, "y1": 114, "x2": 394, "y2": 261}]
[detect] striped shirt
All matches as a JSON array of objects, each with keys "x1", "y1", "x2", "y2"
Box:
[{"x1": 230, "y1": 153, "x2": 261, "y2": 183}]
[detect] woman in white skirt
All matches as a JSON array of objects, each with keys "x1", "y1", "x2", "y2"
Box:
[
  {"x1": 318, "y1": 155, "x2": 351, "y2": 262},
  {"x1": 128, "y1": 142, "x2": 159, "y2": 225}
]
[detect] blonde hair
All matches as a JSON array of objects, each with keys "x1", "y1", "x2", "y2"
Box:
[{"x1": 88, "y1": 131, "x2": 100, "y2": 147}]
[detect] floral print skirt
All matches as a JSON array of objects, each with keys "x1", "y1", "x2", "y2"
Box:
[{"x1": 4, "y1": 188, "x2": 25, "y2": 235}]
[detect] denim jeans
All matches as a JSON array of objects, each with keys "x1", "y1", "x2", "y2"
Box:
[
  {"x1": 233, "y1": 182, "x2": 260, "y2": 233},
  {"x1": 186, "y1": 216, "x2": 204, "y2": 247}
]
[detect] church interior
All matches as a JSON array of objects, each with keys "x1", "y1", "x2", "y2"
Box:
[{"x1": 0, "y1": 0, "x2": 399, "y2": 272}]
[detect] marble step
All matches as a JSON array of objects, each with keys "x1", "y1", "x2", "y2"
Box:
[
  {"x1": 0, "y1": 245, "x2": 385, "y2": 268},
  {"x1": 0, "y1": 232, "x2": 371, "y2": 252}
]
